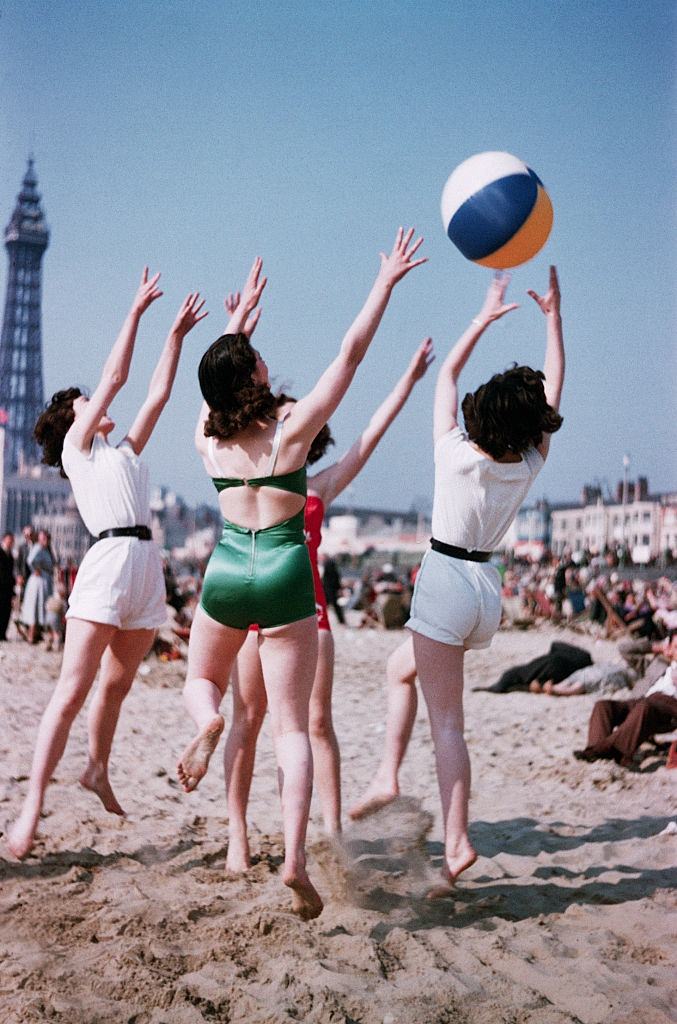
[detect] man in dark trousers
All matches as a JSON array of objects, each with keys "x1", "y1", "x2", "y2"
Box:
[
  {"x1": 0, "y1": 532, "x2": 15, "y2": 641},
  {"x1": 574, "y1": 637, "x2": 677, "y2": 768}
]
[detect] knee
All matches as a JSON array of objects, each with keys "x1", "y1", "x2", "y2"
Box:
[
  {"x1": 99, "y1": 674, "x2": 134, "y2": 699},
  {"x1": 430, "y1": 711, "x2": 464, "y2": 742},
  {"x1": 309, "y1": 707, "x2": 334, "y2": 741},
  {"x1": 235, "y1": 700, "x2": 267, "y2": 738},
  {"x1": 386, "y1": 653, "x2": 407, "y2": 686},
  {"x1": 591, "y1": 699, "x2": 613, "y2": 718},
  {"x1": 53, "y1": 681, "x2": 88, "y2": 720}
]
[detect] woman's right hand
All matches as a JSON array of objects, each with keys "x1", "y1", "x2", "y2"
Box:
[
  {"x1": 224, "y1": 290, "x2": 261, "y2": 337},
  {"x1": 377, "y1": 227, "x2": 427, "y2": 288},
  {"x1": 132, "y1": 267, "x2": 163, "y2": 314},
  {"x1": 237, "y1": 256, "x2": 267, "y2": 313},
  {"x1": 224, "y1": 257, "x2": 266, "y2": 335}
]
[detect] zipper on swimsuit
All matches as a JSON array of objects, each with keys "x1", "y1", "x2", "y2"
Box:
[{"x1": 248, "y1": 529, "x2": 257, "y2": 578}]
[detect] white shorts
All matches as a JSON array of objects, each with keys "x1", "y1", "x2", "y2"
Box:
[
  {"x1": 406, "y1": 548, "x2": 502, "y2": 649},
  {"x1": 66, "y1": 537, "x2": 166, "y2": 631}
]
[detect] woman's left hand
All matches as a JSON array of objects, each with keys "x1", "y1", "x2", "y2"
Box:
[
  {"x1": 407, "y1": 337, "x2": 435, "y2": 382},
  {"x1": 378, "y1": 227, "x2": 427, "y2": 288},
  {"x1": 476, "y1": 272, "x2": 520, "y2": 325},
  {"x1": 171, "y1": 293, "x2": 209, "y2": 338},
  {"x1": 528, "y1": 265, "x2": 561, "y2": 318}
]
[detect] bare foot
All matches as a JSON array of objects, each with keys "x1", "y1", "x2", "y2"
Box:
[
  {"x1": 6, "y1": 811, "x2": 40, "y2": 860},
  {"x1": 79, "y1": 764, "x2": 126, "y2": 816},
  {"x1": 226, "y1": 831, "x2": 251, "y2": 873},
  {"x1": 348, "y1": 781, "x2": 399, "y2": 820},
  {"x1": 177, "y1": 715, "x2": 225, "y2": 792},
  {"x1": 426, "y1": 842, "x2": 477, "y2": 899},
  {"x1": 283, "y1": 866, "x2": 324, "y2": 920},
  {"x1": 543, "y1": 680, "x2": 555, "y2": 695},
  {"x1": 529, "y1": 680, "x2": 542, "y2": 694}
]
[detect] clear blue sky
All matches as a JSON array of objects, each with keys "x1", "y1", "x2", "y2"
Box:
[{"x1": 2, "y1": 0, "x2": 675, "y2": 512}]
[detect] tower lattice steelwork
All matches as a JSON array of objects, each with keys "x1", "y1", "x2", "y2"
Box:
[{"x1": 0, "y1": 159, "x2": 49, "y2": 472}]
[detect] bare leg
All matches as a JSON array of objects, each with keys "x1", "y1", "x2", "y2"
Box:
[
  {"x1": 7, "y1": 619, "x2": 116, "y2": 858},
  {"x1": 177, "y1": 605, "x2": 245, "y2": 792},
  {"x1": 259, "y1": 617, "x2": 323, "y2": 920},
  {"x1": 349, "y1": 636, "x2": 417, "y2": 819},
  {"x1": 309, "y1": 630, "x2": 341, "y2": 834},
  {"x1": 223, "y1": 631, "x2": 268, "y2": 871},
  {"x1": 411, "y1": 632, "x2": 477, "y2": 894},
  {"x1": 80, "y1": 628, "x2": 155, "y2": 815}
]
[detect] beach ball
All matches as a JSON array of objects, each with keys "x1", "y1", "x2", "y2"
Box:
[{"x1": 441, "y1": 152, "x2": 553, "y2": 269}]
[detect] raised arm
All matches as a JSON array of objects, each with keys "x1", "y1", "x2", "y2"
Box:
[
  {"x1": 194, "y1": 260, "x2": 265, "y2": 454},
  {"x1": 309, "y1": 337, "x2": 434, "y2": 505},
  {"x1": 68, "y1": 267, "x2": 163, "y2": 452},
  {"x1": 433, "y1": 273, "x2": 518, "y2": 442},
  {"x1": 289, "y1": 228, "x2": 426, "y2": 444},
  {"x1": 125, "y1": 292, "x2": 208, "y2": 455},
  {"x1": 528, "y1": 264, "x2": 564, "y2": 420}
]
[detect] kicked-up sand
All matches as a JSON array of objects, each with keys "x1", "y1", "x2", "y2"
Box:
[{"x1": 0, "y1": 624, "x2": 675, "y2": 1024}]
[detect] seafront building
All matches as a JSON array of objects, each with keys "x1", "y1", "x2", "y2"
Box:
[{"x1": 513, "y1": 479, "x2": 676, "y2": 565}]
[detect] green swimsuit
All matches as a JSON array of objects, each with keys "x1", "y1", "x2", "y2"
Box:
[{"x1": 199, "y1": 417, "x2": 316, "y2": 629}]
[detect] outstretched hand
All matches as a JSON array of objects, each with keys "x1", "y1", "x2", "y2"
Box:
[
  {"x1": 171, "y1": 292, "x2": 209, "y2": 338},
  {"x1": 528, "y1": 265, "x2": 561, "y2": 317},
  {"x1": 407, "y1": 337, "x2": 435, "y2": 383},
  {"x1": 476, "y1": 272, "x2": 519, "y2": 325},
  {"x1": 378, "y1": 227, "x2": 427, "y2": 288},
  {"x1": 133, "y1": 267, "x2": 163, "y2": 314},
  {"x1": 224, "y1": 291, "x2": 261, "y2": 337},
  {"x1": 237, "y1": 257, "x2": 267, "y2": 313}
]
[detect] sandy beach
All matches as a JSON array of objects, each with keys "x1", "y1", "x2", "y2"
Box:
[{"x1": 1, "y1": 623, "x2": 675, "y2": 1024}]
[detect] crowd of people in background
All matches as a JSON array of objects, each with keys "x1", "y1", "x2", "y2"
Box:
[
  {"x1": 2, "y1": 531, "x2": 675, "y2": 656},
  {"x1": 0, "y1": 526, "x2": 73, "y2": 650},
  {"x1": 499, "y1": 549, "x2": 676, "y2": 639}
]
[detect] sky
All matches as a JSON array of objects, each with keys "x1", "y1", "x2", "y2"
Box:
[{"x1": 1, "y1": 0, "x2": 675, "y2": 514}]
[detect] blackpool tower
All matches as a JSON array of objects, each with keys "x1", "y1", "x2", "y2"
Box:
[{"x1": 0, "y1": 158, "x2": 49, "y2": 472}]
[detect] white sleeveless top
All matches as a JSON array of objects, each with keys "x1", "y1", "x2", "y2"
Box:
[
  {"x1": 61, "y1": 431, "x2": 152, "y2": 537},
  {"x1": 432, "y1": 426, "x2": 543, "y2": 552}
]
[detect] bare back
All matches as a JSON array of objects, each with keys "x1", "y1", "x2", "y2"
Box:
[{"x1": 200, "y1": 407, "x2": 308, "y2": 530}]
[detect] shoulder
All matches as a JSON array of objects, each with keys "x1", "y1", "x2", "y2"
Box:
[
  {"x1": 434, "y1": 425, "x2": 467, "y2": 462},
  {"x1": 62, "y1": 427, "x2": 101, "y2": 465}
]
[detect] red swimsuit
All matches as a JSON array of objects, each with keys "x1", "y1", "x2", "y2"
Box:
[{"x1": 305, "y1": 492, "x2": 331, "y2": 632}]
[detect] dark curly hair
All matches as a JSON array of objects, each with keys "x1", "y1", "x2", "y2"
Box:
[
  {"x1": 199, "y1": 333, "x2": 336, "y2": 462},
  {"x1": 199, "y1": 333, "x2": 279, "y2": 439},
  {"x1": 461, "y1": 364, "x2": 562, "y2": 459},
  {"x1": 34, "y1": 387, "x2": 83, "y2": 476}
]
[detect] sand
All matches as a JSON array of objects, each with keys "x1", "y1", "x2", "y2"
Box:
[{"x1": 1, "y1": 624, "x2": 675, "y2": 1024}]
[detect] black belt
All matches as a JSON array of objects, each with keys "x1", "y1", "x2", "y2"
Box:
[
  {"x1": 430, "y1": 537, "x2": 493, "y2": 562},
  {"x1": 97, "y1": 525, "x2": 152, "y2": 541}
]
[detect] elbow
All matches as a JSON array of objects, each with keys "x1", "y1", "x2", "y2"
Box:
[
  {"x1": 106, "y1": 367, "x2": 128, "y2": 390},
  {"x1": 147, "y1": 389, "x2": 169, "y2": 412}
]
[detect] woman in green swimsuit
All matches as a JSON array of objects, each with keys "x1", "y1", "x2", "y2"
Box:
[{"x1": 177, "y1": 231, "x2": 426, "y2": 919}]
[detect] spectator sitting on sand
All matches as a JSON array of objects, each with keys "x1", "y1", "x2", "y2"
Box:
[{"x1": 574, "y1": 637, "x2": 677, "y2": 768}]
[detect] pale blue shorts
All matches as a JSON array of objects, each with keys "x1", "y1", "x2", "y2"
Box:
[{"x1": 406, "y1": 548, "x2": 502, "y2": 649}]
